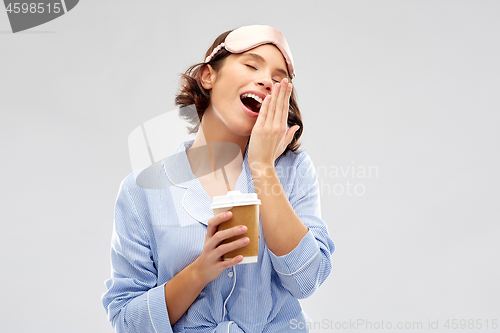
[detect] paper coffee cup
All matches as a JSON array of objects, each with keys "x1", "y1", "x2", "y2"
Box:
[{"x1": 210, "y1": 190, "x2": 261, "y2": 264}]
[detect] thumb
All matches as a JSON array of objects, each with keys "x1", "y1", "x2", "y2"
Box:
[
  {"x1": 288, "y1": 125, "x2": 300, "y2": 144},
  {"x1": 277, "y1": 126, "x2": 300, "y2": 160}
]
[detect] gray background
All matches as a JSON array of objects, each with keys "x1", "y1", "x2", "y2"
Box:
[{"x1": 1, "y1": 1, "x2": 499, "y2": 332}]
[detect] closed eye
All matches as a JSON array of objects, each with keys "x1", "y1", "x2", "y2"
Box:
[{"x1": 246, "y1": 64, "x2": 280, "y2": 83}]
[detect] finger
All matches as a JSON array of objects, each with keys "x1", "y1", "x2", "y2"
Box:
[
  {"x1": 258, "y1": 85, "x2": 277, "y2": 124},
  {"x1": 207, "y1": 224, "x2": 247, "y2": 251},
  {"x1": 274, "y1": 78, "x2": 288, "y2": 127},
  {"x1": 214, "y1": 236, "x2": 250, "y2": 259},
  {"x1": 266, "y1": 82, "x2": 280, "y2": 126},
  {"x1": 219, "y1": 255, "x2": 244, "y2": 269},
  {"x1": 281, "y1": 82, "x2": 292, "y2": 126},
  {"x1": 255, "y1": 94, "x2": 271, "y2": 128},
  {"x1": 206, "y1": 211, "x2": 232, "y2": 239},
  {"x1": 284, "y1": 125, "x2": 298, "y2": 148}
]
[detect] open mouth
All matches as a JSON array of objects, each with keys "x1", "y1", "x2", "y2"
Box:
[{"x1": 240, "y1": 93, "x2": 263, "y2": 113}]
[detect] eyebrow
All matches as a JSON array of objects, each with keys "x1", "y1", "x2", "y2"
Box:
[{"x1": 243, "y1": 53, "x2": 289, "y2": 78}]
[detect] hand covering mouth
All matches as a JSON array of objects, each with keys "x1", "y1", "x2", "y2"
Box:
[{"x1": 240, "y1": 93, "x2": 263, "y2": 113}]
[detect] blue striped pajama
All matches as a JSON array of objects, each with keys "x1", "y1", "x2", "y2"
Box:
[{"x1": 102, "y1": 139, "x2": 335, "y2": 332}]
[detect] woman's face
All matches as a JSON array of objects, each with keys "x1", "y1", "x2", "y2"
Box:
[{"x1": 203, "y1": 44, "x2": 289, "y2": 136}]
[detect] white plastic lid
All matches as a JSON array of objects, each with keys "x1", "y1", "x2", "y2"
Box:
[{"x1": 210, "y1": 190, "x2": 261, "y2": 209}]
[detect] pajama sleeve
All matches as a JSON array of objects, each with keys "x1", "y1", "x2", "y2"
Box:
[{"x1": 102, "y1": 178, "x2": 173, "y2": 333}]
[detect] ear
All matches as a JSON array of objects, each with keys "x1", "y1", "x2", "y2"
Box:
[{"x1": 200, "y1": 64, "x2": 216, "y2": 90}]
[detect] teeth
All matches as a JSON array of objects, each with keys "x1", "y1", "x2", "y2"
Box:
[{"x1": 241, "y1": 93, "x2": 263, "y2": 104}]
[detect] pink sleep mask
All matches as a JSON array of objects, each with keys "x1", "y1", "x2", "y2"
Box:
[{"x1": 205, "y1": 25, "x2": 295, "y2": 79}]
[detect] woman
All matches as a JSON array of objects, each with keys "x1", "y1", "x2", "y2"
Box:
[{"x1": 102, "y1": 25, "x2": 335, "y2": 333}]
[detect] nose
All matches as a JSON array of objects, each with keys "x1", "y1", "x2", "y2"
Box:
[{"x1": 257, "y1": 76, "x2": 273, "y2": 92}]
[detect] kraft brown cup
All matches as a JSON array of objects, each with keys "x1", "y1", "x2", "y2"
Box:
[{"x1": 210, "y1": 191, "x2": 261, "y2": 264}]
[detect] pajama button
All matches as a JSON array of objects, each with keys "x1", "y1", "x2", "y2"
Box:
[{"x1": 228, "y1": 271, "x2": 233, "y2": 278}]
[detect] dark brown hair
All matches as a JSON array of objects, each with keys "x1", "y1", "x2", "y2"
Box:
[{"x1": 175, "y1": 29, "x2": 303, "y2": 156}]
